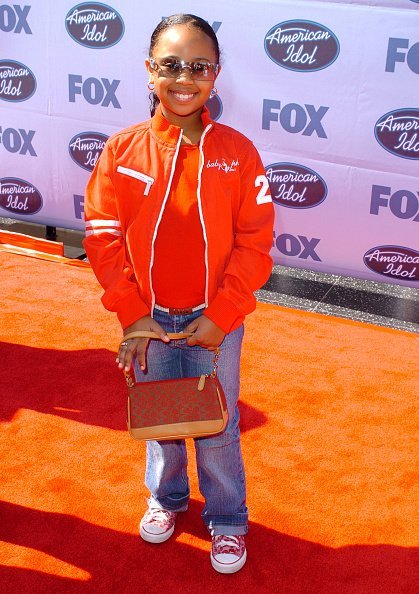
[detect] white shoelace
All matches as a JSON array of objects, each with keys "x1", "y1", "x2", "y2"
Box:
[
  {"x1": 213, "y1": 535, "x2": 243, "y2": 554},
  {"x1": 216, "y1": 536, "x2": 239, "y2": 547},
  {"x1": 147, "y1": 508, "x2": 174, "y2": 524}
]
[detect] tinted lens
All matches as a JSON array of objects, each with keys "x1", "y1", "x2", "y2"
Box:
[
  {"x1": 163, "y1": 60, "x2": 182, "y2": 76},
  {"x1": 191, "y1": 62, "x2": 212, "y2": 78}
]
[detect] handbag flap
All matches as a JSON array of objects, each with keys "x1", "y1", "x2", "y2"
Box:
[{"x1": 128, "y1": 375, "x2": 224, "y2": 430}]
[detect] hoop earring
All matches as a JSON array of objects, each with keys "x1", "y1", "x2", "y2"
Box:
[
  {"x1": 148, "y1": 81, "x2": 155, "y2": 91},
  {"x1": 210, "y1": 87, "x2": 218, "y2": 98}
]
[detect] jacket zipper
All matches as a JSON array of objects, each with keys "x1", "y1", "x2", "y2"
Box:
[
  {"x1": 148, "y1": 131, "x2": 183, "y2": 316},
  {"x1": 148, "y1": 123, "x2": 213, "y2": 316},
  {"x1": 197, "y1": 124, "x2": 213, "y2": 307}
]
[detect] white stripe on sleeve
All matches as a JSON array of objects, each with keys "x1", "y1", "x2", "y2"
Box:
[{"x1": 85, "y1": 219, "x2": 122, "y2": 237}]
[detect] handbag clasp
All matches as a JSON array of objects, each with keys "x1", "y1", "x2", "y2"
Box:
[{"x1": 124, "y1": 370, "x2": 135, "y2": 388}]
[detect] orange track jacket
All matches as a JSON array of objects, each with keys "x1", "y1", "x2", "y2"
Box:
[{"x1": 83, "y1": 106, "x2": 275, "y2": 333}]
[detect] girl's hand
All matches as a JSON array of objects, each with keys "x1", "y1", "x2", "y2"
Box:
[
  {"x1": 184, "y1": 316, "x2": 225, "y2": 351},
  {"x1": 116, "y1": 316, "x2": 169, "y2": 372}
]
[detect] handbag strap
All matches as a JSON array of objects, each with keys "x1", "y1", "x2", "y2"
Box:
[
  {"x1": 122, "y1": 330, "x2": 193, "y2": 342},
  {"x1": 121, "y1": 331, "x2": 220, "y2": 383}
]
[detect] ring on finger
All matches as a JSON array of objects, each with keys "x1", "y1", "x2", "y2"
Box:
[{"x1": 121, "y1": 341, "x2": 129, "y2": 347}]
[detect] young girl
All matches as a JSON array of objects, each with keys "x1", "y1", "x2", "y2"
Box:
[{"x1": 83, "y1": 14, "x2": 274, "y2": 574}]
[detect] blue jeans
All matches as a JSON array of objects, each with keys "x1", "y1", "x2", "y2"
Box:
[{"x1": 133, "y1": 307, "x2": 248, "y2": 536}]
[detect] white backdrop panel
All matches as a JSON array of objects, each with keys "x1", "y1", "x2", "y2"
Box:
[{"x1": 0, "y1": 0, "x2": 418, "y2": 287}]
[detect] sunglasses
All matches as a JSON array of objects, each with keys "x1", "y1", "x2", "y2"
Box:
[{"x1": 149, "y1": 57, "x2": 219, "y2": 81}]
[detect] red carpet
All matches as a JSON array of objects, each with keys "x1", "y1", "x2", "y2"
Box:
[{"x1": 0, "y1": 246, "x2": 418, "y2": 593}]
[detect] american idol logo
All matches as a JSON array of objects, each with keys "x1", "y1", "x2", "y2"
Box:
[
  {"x1": 69, "y1": 131, "x2": 108, "y2": 171},
  {"x1": 206, "y1": 94, "x2": 223, "y2": 121},
  {"x1": 264, "y1": 20, "x2": 339, "y2": 72},
  {"x1": 375, "y1": 109, "x2": 419, "y2": 160},
  {"x1": 265, "y1": 163, "x2": 327, "y2": 208},
  {"x1": 0, "y1": 177, "x2": 43, "y2": 214},
  {"x1": 0, "y1": 60, "x2": 36, "y2": 102},
  {"x1": 364, "y1": 245, "x2": 419, "y2": 282},
  {"x1": 65, "y1": 3, "x2": 124, "y2": 49}
]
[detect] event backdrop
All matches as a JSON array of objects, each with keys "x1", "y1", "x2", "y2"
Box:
[{"x1": 1, "y1": 0, "x2": 418, "y2": 287}]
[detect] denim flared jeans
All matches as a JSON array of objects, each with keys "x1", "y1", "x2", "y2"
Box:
[{"x1": 133, "y1": 307, "x2": 248, "y2": 536}]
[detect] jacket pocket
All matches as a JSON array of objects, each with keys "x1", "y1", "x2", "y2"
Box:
[{"x1": 117, "y1": 165, "x2": 154, "y2": 196}]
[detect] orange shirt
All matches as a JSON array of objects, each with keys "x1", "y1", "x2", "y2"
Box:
[{"x1": 152, "y1": 143, "x2": 206, "y2": 308}]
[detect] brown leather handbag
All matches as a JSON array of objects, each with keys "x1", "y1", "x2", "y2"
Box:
[{"x1": 122, "y1": 331, "x2": 228, "y2": 441}]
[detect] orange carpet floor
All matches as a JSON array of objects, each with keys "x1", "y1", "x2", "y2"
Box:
[{"x1": 0, "y1": 248, "x2": 418, "y2": 593}]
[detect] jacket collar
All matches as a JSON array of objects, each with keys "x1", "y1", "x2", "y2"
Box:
[{"x1": 151, "y1": 104, "x2": 213, "y2": 144}]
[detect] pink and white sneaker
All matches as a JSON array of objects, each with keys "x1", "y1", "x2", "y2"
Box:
[
  {"x1": 210, "y1": 534, "x2": 247, "y2": 574},
  {"x1": 139, "y1": 507, "x2": 177, "y2": 544}
]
